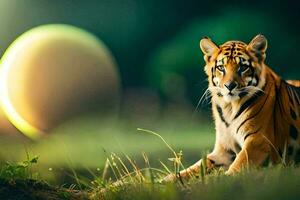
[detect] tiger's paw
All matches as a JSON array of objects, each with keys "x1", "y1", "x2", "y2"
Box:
[
  {"x1": 225, "y1": 167, "x2": 238, "y2": 175},
  {"x1": 160, "y1": 173, "x2": 177, "y2": 183},
  {"x1": 225, "y1": 170, "x2": 234, "y2": 176}
]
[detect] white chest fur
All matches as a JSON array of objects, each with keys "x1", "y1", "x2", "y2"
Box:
[
  {"x1": 215, "y1": 118, "x2": 245, "y2": 153},
  {"x1": 213, "y1": 101, "x2": 246, "y2": 153}
]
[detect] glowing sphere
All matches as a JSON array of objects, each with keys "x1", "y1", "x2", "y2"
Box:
[{"x1": 0, "y1": 24, "x2": 120, "y2": 139}]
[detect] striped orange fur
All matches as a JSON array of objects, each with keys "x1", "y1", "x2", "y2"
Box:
[{"x1": 164, "y1": 35, "x2": 300, "y2": 182}]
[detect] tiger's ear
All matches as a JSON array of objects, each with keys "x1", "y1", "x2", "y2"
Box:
[
  {"x1": 247, "y1": 34, "x2": 267, "y2": 61},
  {"x1": 200, "y1": 37, "x2": 219, "y2": 57}
]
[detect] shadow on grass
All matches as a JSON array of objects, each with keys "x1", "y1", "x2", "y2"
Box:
[{"x1": 0, "y1": 178, "x2": 87, "y2": 200}]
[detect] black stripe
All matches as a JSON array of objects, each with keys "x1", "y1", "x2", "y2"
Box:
[
  {"x1": 244, "y1": 127, "x2": 261, "y2": 141},
  {"x1": 275, "y1": 80, "x2": 283, "y2": 113},
  {"x1": 248, "y1": 65, "x2": 255, "y2": 80},
  {"x1": 234, "y1": 142, "x2": 242, "y2": 153},
  {"x1": 238, "y1": 91, "x2": 248, "y2": 98},
  {"x1": 247, "y1": 78, "x2": 253, "y2": 86},
  {"x1": 236, "y1": 87, "x2": 270, "y2": 134},
  {"x1": 227, "y1": 149, "x2": 236, "y2": 162},
  {"x1": 234, "y1": 90, "x2": 264, "y2": 119},
  {"x1": 289, "y1": 125, "x2": 298, "y2": 140},
  {"x1": 249, "y1": 62, "x2": 254, "y2": 72},
  {"x1": 211, "y1": 66, "x2": 216, "y2": 86},
  {"x1": 216, "y1": 105, "x2": 229, "y2": 127},
  {"x1": 290, "y1": 107, "x2": 297, "y2": 120},
  {"x1": 286, "y1": 81, "x2": 300, "y2": 105},
  {"x1": 221, "y1": 58, "x2": 226, "y2": 75},
  {"x1": 246, "y1": 64, "x2": 258, "y2": 87},
  {"x1": 229, "y1": 43, "x2": 236, "y2": 59},
  {"x1": 242, "y1": 63, "x2": 257, "y2": 87}
]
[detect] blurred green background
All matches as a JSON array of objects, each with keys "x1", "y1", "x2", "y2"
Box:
[
  {"x1": 0, "y1": 0, "x2": 299, "y2": 185},
  {"x1": 1, "y1": 0, "x2": 299, "y2": 104}
]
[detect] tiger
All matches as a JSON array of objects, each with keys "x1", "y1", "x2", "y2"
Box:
[{"x1": 163, "y1": 34, "x2": 300, "y2": 182}]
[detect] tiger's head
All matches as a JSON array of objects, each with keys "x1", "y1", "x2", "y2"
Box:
[{"x1": 200, "y1": 34, "x2": 267, "y2": 103}]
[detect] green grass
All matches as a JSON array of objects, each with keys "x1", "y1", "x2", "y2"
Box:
[
  {"x1": 0, "y1": 114, "x2": 214, "y2": 185},
  {"x1": 0, "y1": 154, "x2": 88, "y2": 200},
  {"x1": 87, "y1": 128, "x2": 300, "y2": 200},
  {"x1": 1, "y1": 151, "x2": 300, "y2": 200},
  {"x1": 1, "y1": 114, "x2": 300, "y2": 200},
  {"x1": 90, "y1": 166, "x2": 300, "y2": 200},
  {"x1": 0, "y1": 153, "x2": 38, "y2": 181}
]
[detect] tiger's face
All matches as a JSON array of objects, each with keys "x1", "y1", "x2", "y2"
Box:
[{"x1": 200, "y1": 35, "x2": 267, "y2": 103}]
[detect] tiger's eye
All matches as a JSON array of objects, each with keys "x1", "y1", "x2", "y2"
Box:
[
  {"x1": 216, "y1": 65, "x2": 225, "y2": 72},
  {"x1": 239, "y1": 64, "x2": 249, "y2": 73}
]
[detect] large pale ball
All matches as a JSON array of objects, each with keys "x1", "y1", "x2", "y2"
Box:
[{"x1": 0, "y1": 24, "x2": 120, "y2": 139}]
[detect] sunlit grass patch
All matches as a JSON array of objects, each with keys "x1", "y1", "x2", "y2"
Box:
[
  {"x1": 1, "y1": 120, "x2": 299, "y2": 200},
  {"x1": 90, "y1": 158, "x2": 300, "y2": 200},
  {"x1": 88, "y1": 129, "x2": 300, "y2": 200},
  {"x1": 1, "y1": 132, "x2": 300, "y2": 200}
]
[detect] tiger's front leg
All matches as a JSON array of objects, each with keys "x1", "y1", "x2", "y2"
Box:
[
  {"x1": 162, "y1": 142, "x2": 233, "y2": 182},
  {"x1": 225, "y1": 133, "x2": 271, "y2": 175},
  {"x1": 162, "y1": 158, "x2": 212, "y2": 183}
]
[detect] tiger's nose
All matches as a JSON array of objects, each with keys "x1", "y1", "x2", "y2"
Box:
[{"x1": 224, "y1": 81, "x2": 237, "y2": 91}]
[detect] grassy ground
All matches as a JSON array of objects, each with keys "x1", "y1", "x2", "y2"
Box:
[
  {"x1": 90, "y1": 166, "x2": 300, "y2": 200},
  {"x1": 1, "y1": 114, "x2": 300, "y2": 199},
  {"x1": 1, "y1": 154, "x2": 300, "y2": 200},
  {"x1": 0, "y1": 178, "x2": 88, "y2": 200},
  {"x1": 0, "y1": 113, "x2": 214, "y2": 185}
]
